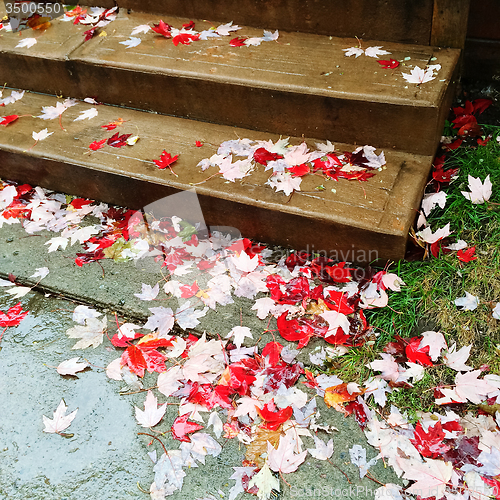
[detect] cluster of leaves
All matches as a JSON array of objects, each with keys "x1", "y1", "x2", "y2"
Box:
[
  {"x1": 120, "y1": 19, "x2": 279, "y2": 50},
  {"x1": 197, "y1": 138, "x2": 386, "y2": 195},
  {"x1": 61, "y1": 5, "x2": 118, "y2": 41}
]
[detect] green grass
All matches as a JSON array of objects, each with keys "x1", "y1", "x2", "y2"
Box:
[{"x1": 330, "y1": 124, "x2": 500, "y2": 419}]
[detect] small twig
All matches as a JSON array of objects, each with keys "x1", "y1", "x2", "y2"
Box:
[
  {"x1": 137, "y1": 432, "x2": 168, "y2": 455},
  {"x1": 327, "y1": 458, "x2": 352, "y2": 484}
]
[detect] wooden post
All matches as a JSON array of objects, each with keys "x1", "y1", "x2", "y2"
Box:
[{"x1": 431, "y1": 0, "x2": 471, "y2": 48}]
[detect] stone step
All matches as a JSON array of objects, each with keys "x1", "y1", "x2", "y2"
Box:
[
  {"x1": 0, "y1": 8, "x2": 460, "y2": 156},
  {"x1": 75, "y1": 0, "x2": 435, "y2": 43},
  {"x1": 0, "y1": 91, "x2": 433, "y2": 263}
]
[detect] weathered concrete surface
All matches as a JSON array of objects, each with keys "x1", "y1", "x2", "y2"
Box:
[{"x1": 0, "y1": 289, "x2": 401, "y2": 500}]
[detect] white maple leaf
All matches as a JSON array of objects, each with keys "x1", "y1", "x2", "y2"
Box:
[
  {"x1": 116, "y1": 322, "x2": 141, "y2": 339},
  {"x1": 37, "y1": 99, "x2": 77, "y2": 120},
  {"x1": 175, "y1": 302, "x2": 208, "y2": 330},
  {"x1": 248, "y1": 463, "x2": 280, "y2": 500},
  {"x1": 267, "y1": 172, "x2": 301, "y2": 197},
  {"x1": 262, "y1": 30, "x2": 279, "y2": 42},
  {"x1": 56, "y1": 357, "x2": 90, "y2": 376},
  {"x1": 0, "y1": 90, "x2": 25, "y2": 106},
  {"x1": 454, "y1": 370, "x2": 498, "y2": 403},
  {"x1": 16, "y1": 38, "x2": 37, "y2": 49},
  {"x1": 72, "y1": 305, "x2": 102, "y2": 325},
  {"x1": 367, "y1": 353, "x2": 399, "y2": 382},
  {"x1": 349, "y1": 444, "x2": 380, "y2": 477},
  {"x1": 419, "y1": 331, "x2": 447, "y2": 361},
  {"x1": 493, "y1": 302, "x2": 500, "y2": 320},
  {"x1": 207, "y1": 411, "x2": 223, "y2": 438},
  {"x1": 364, "y1": 46, "x2": 391, "y2": 58},
  {"x1": 73, "y1": 108, "x2": 98, "y2": 121},
  {"x1": 230, "y1": 251, "x2": 259, "y2": 272},
  {"x1": 131, "y1": 24, "x2": 151, "y2": 35},
  {"x1": 43, "y1": 399, "x2": 78, "y2": 434},
  {"x1": 421, "y1": 191, "x2": 447, "y2": 216},
  {"x1": 45, "y1": 236, "x2": 69, "y2": 253},
  {"x1": 443, "y1": 343, "x2": 472, "y2": 371},
  {"x1": 251, "y1": 297, "x2": 275, "y2": 319},
  {"x1": 32, "y1": 129, "x2": 53, "y2": 141},
  {"x1": 402, "y1": 66, "x2": 435, "y2": 84},
  {"x1": 6, "y1": 286, "x2": 31, "y2": 298},
  {"x1": 120, "y1": 37, "x2": 142, "y2": 48},
  {"x1": 403, "y1": 458, "x2": 452, "y2": 498},
  {"x1": 454, "y1": 291, "x2": 479, "y2": 311},
  {"x1": 267, "y1": 433, "x2": 307, "y2": 473},
  {"x1": 157, "y1": 365, "x2": 183, "y2": 397},
  {"x1": 320, "y1": 310, "x2": 350, "y2": 336},
  {"x1": 307, "y1": 435, "x2": 334, "y2": 460},
  {"x1": 215, "y1": 22, "x2": 241, "y2": 36},
  {"x1": 445, "y1": 239, "x2": 468, "y2": 251},
  {"x1": 244, "y1": 37, "x2": 263, "y2": 47},
  {"x1": 134, "y1": 283, "x2": 160, "y2": 301},
  {"x1": 135, "y1": 390, "x2": 167, "y2": 428},
  {"x1": 30, "y1": 267, "x2": 50, "y2": 279},
  {"x1": 66, "y1": 316, "x2": 107, "y2": 349},
  {"x1": 199, "y1": 29, "x2": 221, "y2": 40},
  {"x1": 416, "y1": 222, "x2": 451, "y2": 243},
  {"x1": 226, "y1": 326, "x2": 253, "y2": 348},
  {"x1": 343, "y1": 46, "x2": 364, "y2": 58},
  {"x1": 461, "y1": 175, "x2": 492, "y2": 204},
  {"x1": 144, "y1": 306, "x2": 175, "y2": 336}
]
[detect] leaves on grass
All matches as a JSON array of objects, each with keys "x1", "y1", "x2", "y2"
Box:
[{"x1": 461, "y1": 175, "x2": 492, "y2": 204}]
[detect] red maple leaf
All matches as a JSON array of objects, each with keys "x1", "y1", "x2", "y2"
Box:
[
  {"x1": 325, "y1": 262, "x2": 353, "y2": 283},
  {"x1": 70, "y1": 198, "x2": 93, "y2": 209},
  {"x1": 111, "y1": 331, "x2": 143, "y2": 347},
  {"x1": 195, "y1": 141, "x2": 203, "y2": 147},
  {"x1": 443, "y1": 138, "x2": 463, "y2": 151},
  {"x1": 410, "y1": 421, "x2": 450, "y2": 458},
  {"x1": 179, "y1": 281, "x2": 199, "y2": 298},
  {"x1": 405, "y1": 337, "x2": 433, "y2": 366},
  {"x1": 182, "y1": 20, "x2": 196, "y2": 30},
  {"x1": 473, "y1": 98, "x2": 493, "y2": 115},
  {"x1": 153, "y1": 150, "x2": 180, "y2": 175},
  {"x1": 121, "y1": 344, "x2": 147, "y2": 377},
  {"x1": 152, "y1": 20, "x2": 172, "y2": 38},
  {"x1": 457, "y1": 246, "x2": 477, "y2": 262},
  {"x1": 0, "y1": 302, "x2": 29, "y2": 327},
  {"x1": 253, "y1": 148, "x2": 284, "y2": 166},
  {"x1": 83, "y1": 27, "x2": 97, "y2": 41},
  {"x1": 173, "y1": 32, "x2": 200, "y2": 46},
  {"x1": 101, "y1": 118, "x2": 124, "y2": 130},
  {"x1": 287, "y1": 163, "x2": 311, "y2": 177},
  {"x1": 256, "y1": 401, "x2": 293, "y2": 430},
  {"x1": 262, "y1": 341, "x2": 283, "y2": 366},
  {"x1": 230, "y1": 37, "x2": 247, "y2": 47},
  {"x1": 477, "y1": 136, "x2": 491, "y2": 146},
  {"x1": 0, "y1": 115, "x2": 19, "y2": 126},
  {"x1": 378, "y1": 59, "x2": 399, "y2": 69},
  {"x1": 171, "y1": 414, "x2": 203, "y2": 442},
  {"x1": 107, "y1": 133, "x2": 132, "y2": 148},
  {"x1": 277, "y1": 313, "x2": 328, "y2": 348},
  {"x1": 89, "y1": 139, "x2": 107, "y2": 151},
  {"x1": 433, "y1": 166, "x2": 459, "y2": 184}
]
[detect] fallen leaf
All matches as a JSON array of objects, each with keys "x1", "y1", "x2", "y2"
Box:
[
  {"x1": 56, "y1": 357, "x2": 90, "y2": 376},
  {"x1": 0, "y1": 302, "x2": 28, "y2": 327},
  {"x1": 402, "y1": 66, "x2": 435, "y2": 84},
  {"x1": 135, "y1": 390, "x2": 167, "y2": 428},
  {"x1": 454, "y1": 291, "x2": 479, "y2": 311},
  {"x1": 171, "y1": 413, "x2": 203, "y2": 441},
  {"x1": 461, "y1": 175, "x2": 492, "y2": 204},
  {"x1": 66, "y1": 316, "x2": 107, "y2": 349},
  {"x1": 43, "y1": 399, "x2": 78, "y2": 434}
]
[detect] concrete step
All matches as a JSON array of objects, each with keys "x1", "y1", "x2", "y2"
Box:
[
  {"x1": 75, "y1": 0, "x2": 435, "y2": 43},
  {"x1": 0, "y1": 91, "x2": 433, "y2": 263},
  {"x1": 0, "y1": 8, "x2": 460, "y2": 155}
]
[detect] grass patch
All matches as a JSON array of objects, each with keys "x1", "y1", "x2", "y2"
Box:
[{"x1": 330, "y1": 124, "x2": 500, "y2": 417}]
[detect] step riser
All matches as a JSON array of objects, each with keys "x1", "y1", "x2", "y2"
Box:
[
  {"x1": 0, "y1": 150, "x2": 406, "y2": 263},
  {"x1": 3, "y1": 59, "x2": 455, "y2": 156},
  {"x1": 77, "y1": 0, "x2": 434, "y2": 44}
]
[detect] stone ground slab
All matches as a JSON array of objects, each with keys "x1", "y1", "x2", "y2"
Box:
[{"x1": 0, "y1": 289, "x2": 401, "y2": 500}]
